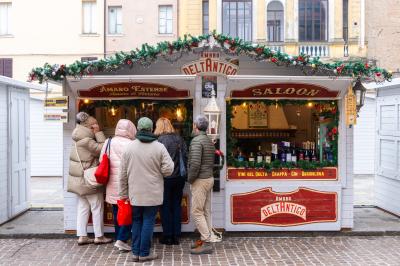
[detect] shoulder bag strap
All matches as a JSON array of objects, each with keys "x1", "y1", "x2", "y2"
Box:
[
  {"x1": 105, "y1": 137, "x2": 112, "y2": 156},
  {"x1": 75, "y1": 142, "x2": 84, "y2": 171}
]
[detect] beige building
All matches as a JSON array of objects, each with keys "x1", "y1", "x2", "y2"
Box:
[
  {"x1": 366, "y1": 0, "x2": 400, "y2": 71},
  {"x1": 0, "y1": 0, "x2": 178, "y2": 82},
  {"x1": 179, "y1": 0, "x2": 367, "y2": 60}
]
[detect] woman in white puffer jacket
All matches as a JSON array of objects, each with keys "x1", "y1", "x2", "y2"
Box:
[{"x1": 100, "y1": 119, "x2": 137, "y2": 252}]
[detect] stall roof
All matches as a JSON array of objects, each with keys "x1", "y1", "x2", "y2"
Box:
[
  {"x1": 227, "y1": 75, "x2": 353, "y2": 99},
  {"x1": 66, "y1": 75, "x2": 196, "y2": 99}
]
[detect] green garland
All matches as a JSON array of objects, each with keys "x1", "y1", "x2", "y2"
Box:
[
  {"x1": 29, "y1": 32, "x2": 392, "y2": 83},
  {"x1": 226, "y1": 99, "x2": 339, "y2": 170}
]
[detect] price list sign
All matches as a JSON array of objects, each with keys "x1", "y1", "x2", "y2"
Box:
[{"x1": 345, "y1": 87, "x2": 357, "y2": 126}]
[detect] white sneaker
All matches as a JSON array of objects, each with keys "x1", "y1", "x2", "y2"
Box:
[
  {"x1": 114, "y1": 240, "x2": 131, "y2": 251},
  {"x1": 208, "y1": 232, "x2": 222, "y2": 243}
]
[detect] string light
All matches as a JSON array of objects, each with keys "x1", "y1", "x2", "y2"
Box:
[
  {"x1": 110, "y1": 107, "x2": 116, "y2": 116},
  {"x1": 275, "y1": 100, "x2": 278, "y2": 109}
]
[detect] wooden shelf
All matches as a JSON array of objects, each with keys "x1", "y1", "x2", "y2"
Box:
[{"x1": 231, "y1": 128, "x2": 297, "y2": 139}]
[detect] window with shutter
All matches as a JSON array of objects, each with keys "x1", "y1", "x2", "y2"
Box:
[{"x1": 0, "y1": 58, "x2": 12, "y2": 78}]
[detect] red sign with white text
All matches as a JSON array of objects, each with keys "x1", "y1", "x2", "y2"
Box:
[
  {"x1": 79, "y1": 82, "x2": 189, "y2": 98},
  {"x1": 227, "y1": 167, "x2": 338, "y2": 180},
  {"x1": 231, "y1": 187, "x2": 337, "y2": 226},
  {"x1": 231, "y1": 83, "x2": 339, "y2": 98}
]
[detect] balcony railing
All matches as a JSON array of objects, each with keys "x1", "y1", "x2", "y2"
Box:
[
  {"x1": 299, "y1": 44, "x2": 329, "y2": 57},
  {"x1": 266, "y1": 44, "x2": 284, "y2": 53}
]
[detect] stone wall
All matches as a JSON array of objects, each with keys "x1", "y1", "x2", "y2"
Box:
[{"x1": 366, "y1": 0, "x2": 400, "y2": 71}]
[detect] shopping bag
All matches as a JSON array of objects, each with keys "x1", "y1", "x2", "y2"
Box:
[
  {"x1": 95, "y1": 138, "x2": 112, "y2": 185},
  {"x1": 117, "y1": 200, "x2": 132, "y2": 226}
]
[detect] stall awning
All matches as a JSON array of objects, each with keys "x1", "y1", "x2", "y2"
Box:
[
  {"x1": 66, "y1": 75, "x2": 196, "y2": 100},
  {"x1": 226, "y1": 76, "x2": 353, "y2": 100}
]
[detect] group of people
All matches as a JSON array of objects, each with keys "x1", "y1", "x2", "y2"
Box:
[{"x1": 67, "y1": 111, "x2": 221, "y2": 262}]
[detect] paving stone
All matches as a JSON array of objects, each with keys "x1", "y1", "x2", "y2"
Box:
[{"x1": 1, "y1": 236, "x2": 400, "y2": 265}]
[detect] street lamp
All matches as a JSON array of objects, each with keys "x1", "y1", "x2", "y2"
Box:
[
  {"x1": 203, "y1": 89, "x2": 221, "y2": 140},
  {"x1": 353, "y1": 79, "x2": 366, "y2": 112}
]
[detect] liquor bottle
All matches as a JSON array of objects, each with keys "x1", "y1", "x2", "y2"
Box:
[
  {"x1": 271, "y1": 143, "x2": 278, "y2": 161},
  {"x1": 237, "y1": 150, "x2": 245, "y2": 162},
  {"x1": 304, "y1": 142, "x2": 310, "y2": 161},
  {"x1": 256, "y1": 145, "x2": 264, "y2": 164},
  {"x1": 311, "y1": 142, "x2": 317, "y2": 162},
  {"x1": 248, "y1": 152, "x2": 255, "y2": 167},
  {"x1": 264, "y1": 151, "x2": 272, "y2": 164},
  {"x1": 285, "y1": 142, "x2": 292, "y2": 162},
  {"x1": 298, "y1": 142, "x2": 305, "y2": 161},
  {"x1": 279, "y1": 142, "x2": 286, "y2": 163},
  {"x1": 291, "y1": 143, "x2": 297, "y2": 164}
]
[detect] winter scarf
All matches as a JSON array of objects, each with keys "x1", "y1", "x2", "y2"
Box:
[{"x1": 136, "y1": 130, "x2": 157, "y2": 143}]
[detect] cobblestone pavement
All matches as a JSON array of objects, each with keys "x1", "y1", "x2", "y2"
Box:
[{"x1": 1, "y1": 236, "x2": 400, "y2": 266}]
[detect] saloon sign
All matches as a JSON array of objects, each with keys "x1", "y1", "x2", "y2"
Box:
[
  {"x1": 78, "y1": 82, "x2": 189, "y2": 98},
  {"x1": 181, "y1": 52, "x2": 239, "y2": 76},
  {"x1": 231, "y1": 187, "x2": 337, "y2": 226},
  {"x1": 231, "y1": 83, "x2": 339, "y2": 98}
]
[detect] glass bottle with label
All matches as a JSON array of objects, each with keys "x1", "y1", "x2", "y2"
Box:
[
  {"x1": 256, "y1": 145, "x2": 264, "y2": 164},
  {"x1": 279, "y1": 142, "x2": 286, "y2": 163},
  {"x1": 271, "y1": 143, "x2": 278, "y2": 162},
  {"x1": 285, "y1": 142, "x2": 292, "y2": 162},
  {"x1": 248, "y1": 152, "x2": 255, "y2": 167},
  {"x1": 264, "y1": 151, "x2": 272, "y2": 164},
  {"x1": 291, "y1": 142, "x2": 297, "y2": 164}
]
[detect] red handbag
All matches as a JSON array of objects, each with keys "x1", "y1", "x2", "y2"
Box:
[
  {"x1": 95, "y1": 137, "x2": 112, "y2": 185},
  {"x1": 117, "y1": 200, "x2": 132, "y2": 226}
]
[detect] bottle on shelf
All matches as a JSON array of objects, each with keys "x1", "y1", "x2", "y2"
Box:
[
  {"x1": 237, "y1": 150, "x2": 245, "y2": 162},
  {"x1": 264, "y1": 151, "x2": 271, "y2": 164},
  {"x1": 285, "y1": 141, "x2": 292, "y2": 163},
  {"x1": 279, "y1": 142, "x2": 286, "y2": 163},
  {"x1": 298, "y1": 143, "x2": 305, "y2": 161},
  {"x1": 304, "y1": 142, "x2": 310, "y2": 162},
  {"x1": 248, "y1": 152, "x2": 255, "y2": 167},
  {"x1": 311, "y1": 142, "x2": 317, "y2": 162},
  {"x1": 256, "y1": 145, "x2": 264, "y2": 164},
  {"x1": 291, "y1": 142, "x2": 297, "y2": 164},
  {"x1": 271, "y1": 143, "x2": 278, "y2": 162}
]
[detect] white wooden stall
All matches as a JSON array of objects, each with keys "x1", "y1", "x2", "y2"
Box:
[
  {"x1": 374, "y1": 78, "x2": 400, "y2": 215},
  {"x1": 0, "y1": 76, "x2": 43, "y2": 224}
]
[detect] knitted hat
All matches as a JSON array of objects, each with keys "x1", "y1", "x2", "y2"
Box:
[
  {"x1": 137, "y1": 117, "x2": 153, "y2": 131},
  {"x1": 76, "y1": 112, "x2": 98, "y2": 128}
]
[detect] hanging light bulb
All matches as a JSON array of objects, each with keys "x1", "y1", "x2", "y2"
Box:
[
  {"x1": 110, "y1": 106, "x2": 116, "y2": 116},
  {"x1": 241, "y1": 102, "x2": 247, "y2": 109},
  {"x1": 176, "y1": 108, "x2": 183, "y2": 122},
  {"x1": 275, "y1": 100, "x2": 278, "y2": 109},
  {"x1": 307, "y1": 102, "x2": 314, "y2": 108},
  {"x1": 83, "y1": 99, "x2": 90, "y2": 104}
]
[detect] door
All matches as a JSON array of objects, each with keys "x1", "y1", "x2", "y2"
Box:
[{"x1": 10, "y1": 87, "x2": 30, "y2": 216}]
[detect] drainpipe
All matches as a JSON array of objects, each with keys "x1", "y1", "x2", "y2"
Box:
[
  {"x1": 177, "y1": 0, "x2": 179, "y2": 37},
  {"x1": 104, "y1": 0, "x2": 107, "y2": 58}
]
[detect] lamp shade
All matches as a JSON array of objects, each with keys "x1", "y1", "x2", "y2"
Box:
[{"x1": 203, "y1": 89, "x2": 222, "y2": 139}]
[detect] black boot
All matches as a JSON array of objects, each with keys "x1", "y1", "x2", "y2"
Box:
[
  {"x1": 172, "y1": 236, "x2": 180, "y2": 245},
  {"x1": 159, "y1": 236, "x2": 173, "y2": 245}
]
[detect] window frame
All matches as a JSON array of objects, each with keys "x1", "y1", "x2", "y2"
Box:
[
  {"x1": 222, "y1": 0, "x2": 253, "y2": 42},
  {"x1": 108, "y1": 6, "x2": 122, "y2": 35},
  {"x1": 298, "y1": 0, "x2": 328, "y2": 42},
  {"x1": 202, "y1": 0, "x2": 209, "y2": 35},
  {"x1": 266, "y1": 1, "x2": 284, "y2": 42},
  {"x1": 82, "y1": 1, "x2": 97, "y2": 34},
  {"x1": 0, "y1": 2, "x2": 12, "y2": 36},
  {"x1": 158, "y1": 5, "x2": 173, "y2": 35}
]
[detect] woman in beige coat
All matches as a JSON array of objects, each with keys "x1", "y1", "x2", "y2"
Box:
[{"x1": 67, "y1": 112, "x2": 112, "y2": 245}]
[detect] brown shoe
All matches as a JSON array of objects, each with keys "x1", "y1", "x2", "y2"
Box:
[
  {"x1": 191, "y1": 239, "x2": 203, "y2": 249},
  {"x1": 131, "y1": 255, "x2": 139, "y2": 262},
  {"x1": 94, "y1": 236, "x2": 113, "y2": 245},
  {"x1": 190, "y1": 242, "x2": 213, "y2": 255},
  {"x1": 77, "y1": 236, "x2": 94, "y2": 246},
  {"x1": 139, "y1": 253, "x2": 158, "y2": 262}
]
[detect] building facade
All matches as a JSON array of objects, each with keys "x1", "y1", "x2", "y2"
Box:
[{"x1": 179, "y1": 0, "x2": 367, "y2": 59}]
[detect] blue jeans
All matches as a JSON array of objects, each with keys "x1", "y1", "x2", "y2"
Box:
[
  {"x1": 112, "y1": 204, "x2": 132, "y2": 242},
  {"x1": 161, "y1": 177, "x2": 185, "y2": 238},
  {"x1": 131, "y1": 206, "x2": 158, "y2": 257}
]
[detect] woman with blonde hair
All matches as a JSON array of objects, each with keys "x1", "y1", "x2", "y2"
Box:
[{"x1": 155, "y1": 117, "x2": 188, "y2": 245}]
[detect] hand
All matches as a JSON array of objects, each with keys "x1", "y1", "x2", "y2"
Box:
[
  {"x1": 120, "y1": 197, "x2": 129, "y2": 203},
  {"x1": 91, "y1": 123, "x2": 100, "y2": 134}
]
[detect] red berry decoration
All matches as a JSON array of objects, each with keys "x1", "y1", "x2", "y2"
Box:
[
  {"x1": 255, "y1": 47, "x2": 264, "y2": 55},
  {"x1": 297, "y1": 56, "x2": 304, "y2": 62},
  {"x1": 191, "y1": 41, "x2": 198, "y2": 48},
  {"x1": 271, "y1": 57, "x2": 278, "y2": 63},
  {"x1": 126, "y1": 59, "x2": 133, "y2": 65},
  {"x1": 332, "y1": 127, "x2": 338, "y2": 134},
  {"x1": 365, "y1": 63, "x2": 369, "y2": 69},
  {"x1": 376, "y1": 72, "x2": 382, "y2": 77}
]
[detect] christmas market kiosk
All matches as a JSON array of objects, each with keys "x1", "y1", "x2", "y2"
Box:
[{"x1": 30, "y1": 33, "x2": 392, "y2": 233}]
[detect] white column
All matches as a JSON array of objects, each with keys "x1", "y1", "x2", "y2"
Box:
[
  {"x1": 360, "y1": 0, "x2": 365, "y2": 48},
  {"x1": 253, "y1": 0, "x2": 258, "y2": 41},
  {"x1": 217, "y1": 0, "x2": 222, "y2": 33},
  {"x1": 329, "y1": 0, "x2": 335, "y2": 42}
]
